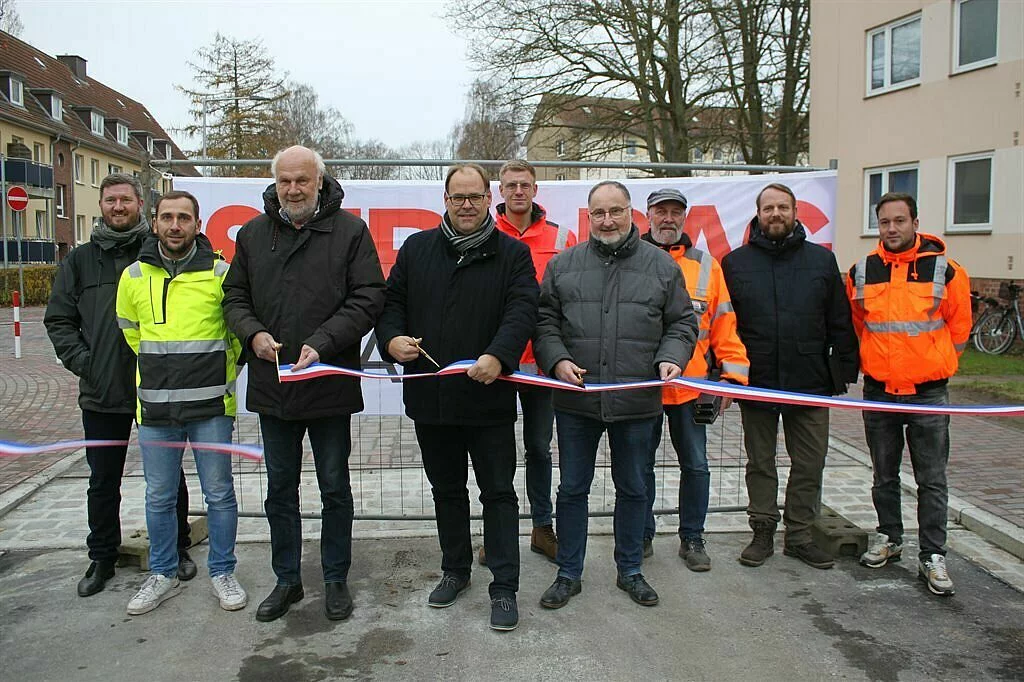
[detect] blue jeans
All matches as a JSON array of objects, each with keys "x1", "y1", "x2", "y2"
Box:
[
  {"x1": 519, "y1": 385, "x2": 554, "y2": 527},
  {"x1": 643, "y1": 401, "x2": 710, "y2": 541},
  {"x1": 259, "y1": 414, "x2": 353, "y2": 585},
  {"x1": 554, "y1": 411, "x2": 659, "y2": 580},
  {"x1": 138, "y1": 416, "x2": 237, "y2": 578},
  {"x1": 863, "y1": 384, "x2": 950, "y2": 561}
]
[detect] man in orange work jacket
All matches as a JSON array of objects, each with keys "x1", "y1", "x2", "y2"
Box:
[
  {"x1": 640, "y1": 188, "x2": 749, "y2": 571},
  {"x1": 846, "y1": 192, "x2": 971, "y2": 597},
  {"x1": 485, "y1": 159, "x2": 577, "y2": 563}
]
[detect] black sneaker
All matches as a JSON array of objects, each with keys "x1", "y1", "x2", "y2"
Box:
[
  {"x1": 616, "y1": 573, "x2": 659, "y2": 606},
  {"x1": 540, "y1": 576, "x2": 582, "y2": 609},
  {"x1": 177, "y1": 550, "x2": 198, "y2": 581},
  {"x1": 783, "y1": 542, "x2": 835, "y2": 569},
  {"x1": 680, "y1": 537, "x2": 711, "y2": 572},
  {"x1": 489, "y1": 595, "x2": 519, "y2": 631},
  {"x1": 427, "y1": 573, "x2": 470, "y2": 608}
]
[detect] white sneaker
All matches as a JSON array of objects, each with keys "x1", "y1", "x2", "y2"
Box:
[
  {"x1": 127, "y1": 574, "x2": 181, "y2": 615},
  {"x1": 860, "y1": 533, "x2": 903, "y2": 568},
  {"x1": 919, "y1": 554, "x2": 955, "y2": 596},
  {"x1": 212, "y1": 573, "x2": 248, "y2": 611}
]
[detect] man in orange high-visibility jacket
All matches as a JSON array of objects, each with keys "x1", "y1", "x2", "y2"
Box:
[
  {"x1": 847, "y1": 191, "x2": 971, "y2": 598},
  {"x1": 489, "y1": 159, "x2": 577, "y2": 564},
  {"x1": 640, "y1": 188, "x2": 749, "y2": 572}
]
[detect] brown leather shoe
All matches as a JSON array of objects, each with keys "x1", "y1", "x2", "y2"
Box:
[{"x1": 531, "y1": 525, "x2": 558, "y2": 562}]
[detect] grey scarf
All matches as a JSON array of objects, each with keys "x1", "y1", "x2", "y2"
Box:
[
  {"x1": 91, "y1": 216, "x2": 151, "y2": 251},
  {"x1": 440, "y1": 211, "x2": 495, "y2": 255}
]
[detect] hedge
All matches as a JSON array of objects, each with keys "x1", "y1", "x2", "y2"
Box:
[{"x1": 1, "y1": 265, "x2": 58, "y2": 306}]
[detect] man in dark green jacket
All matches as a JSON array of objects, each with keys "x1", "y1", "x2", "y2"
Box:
[{"x1": 44, "y1": 173, "x2": 194, "y2": 598}]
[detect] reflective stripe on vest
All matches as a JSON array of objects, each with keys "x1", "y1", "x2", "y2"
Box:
[
  {"x1": 555, "y1": 225, "x2": 570, "y2": 251},
  {"x1": 929, "y1": 255, "x2": 947, "y2": 315},
  {"x1": 139, "y1": 339, "x2": 229, "y2": 354},
  {"x1": 853, "y1": 257, "x2": 868, "y2": 302},
  {"x1": 685, "y1": 247, "x2": 713, "y2": 300},
  {"x1": 697, "y1": 329, "x2": 710, "y2": 341},
  {"x1": 138, "y1": 381, "x2": 236, "y2": 403},
  {"x1": 864, "y1": 319, "x2": 946, "y2": 335},
  {"x1": 214, "y1": 260, "x2": 229, "y2": 277},
  {"x1": 712, "y1": 301, "x2": 734, "y2": 322},
  {"x1": 128, "y1": 262, "x2": 143, "y2": 279},
  {"x1": 117, "y1": 316, "x2": 139, "y2": 330},
  {"x1": 721, "y1": 362, "x2": 749, "y2": 378}
]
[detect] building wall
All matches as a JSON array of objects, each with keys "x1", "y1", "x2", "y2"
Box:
[
  {"x1": 0, "y1": 120, "x2": 51, "y2": 245},
  {"x1": 810, "y1": 0, "x2": 1024, "y2": 280},
  {"x1": 67, "y1": 144, "x2": 141, "y2": 245}
]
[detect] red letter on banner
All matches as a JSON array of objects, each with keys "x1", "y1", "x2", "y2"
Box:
[
  {"x1": 369, "y1": 208, "x2": 442, "y2": 277},
  {"x1": 683, "y1": 206, "x2": 730, "y2": 260},
  {"x1": 204, "y1": 205, "x2": 260, "y2": 263}
]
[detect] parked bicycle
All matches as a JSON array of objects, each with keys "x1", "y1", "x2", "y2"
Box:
[{"x1": 972, "y1": 282, "x2": 1023, "y2": 355}]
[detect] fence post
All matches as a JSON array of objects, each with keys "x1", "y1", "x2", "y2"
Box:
[{"x1": 13, "y1": 289, "x2": 21, "y2": 359}]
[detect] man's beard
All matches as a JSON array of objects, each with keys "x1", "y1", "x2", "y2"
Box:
[
  {"x1": 283, "y1": 198, "x2": 318, "y2": 224},
  {"x1": 762, "y1": 218, "x2": 795, "y2": 239},
  {"x1": 651, "y1": 224, "x2": 682, "y2": 245}
]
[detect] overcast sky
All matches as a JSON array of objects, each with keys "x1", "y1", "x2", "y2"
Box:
[{"x1": 18, "y1": 0, "x2": 474, "y2": 152}]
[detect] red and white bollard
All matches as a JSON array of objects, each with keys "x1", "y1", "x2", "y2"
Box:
[{"x1": 12, "y1": 290, "x2": 21, "y2": 359}]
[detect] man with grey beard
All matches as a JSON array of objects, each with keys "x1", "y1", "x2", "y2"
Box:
[
  {"x1": 533, "y1": 180, "x2": 698, "y2": 610},
  {"x1": 222, "y1": 146, "x2": 386, "y2": 623}
]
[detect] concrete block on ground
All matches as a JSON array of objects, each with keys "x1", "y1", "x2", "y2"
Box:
[
  {"x1": 811, "y1": 505, "x2": 868, "y2": 557},
  {"x1": 117, "y1": 517, "x2": 209, "y2": 571}
]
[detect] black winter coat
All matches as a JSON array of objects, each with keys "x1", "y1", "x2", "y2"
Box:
[
  {"x1": 721, "y1": 218, "x2": 858, "y2": 398},
  {"x1": 44, "y1": 230, "x2": 146, "y2": 413},
  {"x1": 222, "y1": 175, "x2": 386, "y2": 419},
  {"x1": 375, "y1": 226, "x2": 539, "y2": 426}
]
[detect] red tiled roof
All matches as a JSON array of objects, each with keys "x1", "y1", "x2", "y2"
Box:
[{"x1": 0, "y1": 31, "x2": 197, "y2": 175}]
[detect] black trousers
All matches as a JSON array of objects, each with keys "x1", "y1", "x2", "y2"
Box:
[
  {"x1": 415, "y1": 422, "x2": 519, "y2": 598},
  {"x1": 82, "y1": 409, "x2": 190, "y2": 562}
]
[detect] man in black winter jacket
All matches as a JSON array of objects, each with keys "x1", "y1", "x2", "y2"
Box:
[
  {"x1": 375, "y1": 163, "x2": 538, "y2": 632},
  {"x1": 222, "y1": 146, "x2": 386, "y2": 624},
  {"x1": 44, "y1": 173, "x2": 194, "y2": 598},
  {"x1": 721, "y1": 182, "x2": 858, "y2": 571}
]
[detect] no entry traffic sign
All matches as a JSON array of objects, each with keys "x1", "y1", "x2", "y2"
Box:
[{"x1": 6, "y1": 185, "x2": 29, "y2": 212}]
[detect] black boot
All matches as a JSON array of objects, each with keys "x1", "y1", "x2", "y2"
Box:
[
  {"x1": 739, "y1": 521, "x2": 776, "y2": 567},
  {"x1": 324, "y1": 582, "x2": 353, "y2": 621},
  {"x1": 77, "y1": 560, "x2": 116, "y2": 597}
]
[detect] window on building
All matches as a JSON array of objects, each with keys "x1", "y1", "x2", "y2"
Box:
[
  {"x1": 692, "y1": 148, "x2": 704, "y2": 163},
  {"x1": 75, "y1": 215, "x2": 85, "y2": 245},
  {"x1": 555, "y1": 139, "x2": 566, "y2": 157},
  {"x1": 713, "y1": 148, "x2": 724, "y2": 162},
  {"x1": 954, "y1": 0, "x2": 998, "y2": 73},
  {"x1": 556, "y1": 173, "x2": 566, "y2": 181},
  {"x1": 947, "y1": 152, "x2": 993, "y2": 231},
  {"x1": 116, "y1": 123, "x2": 129, "y2": 146},
  {"x1": 90, "y1": 158, "x2": 100, "y2": 185},
  {"x1": 50, "y1": 95, "x2": 62, "y2": 120},
  {"x1": 33, "y1": 143, "x2": 44, "y2": 162},
  {"x1": 36, "y1": 210, "x2": 48, "y2": 239},
  {"x1": 108, "y1": 164, "x2": 122, "y2": 175},
  {"x1": 867, "y1": 14, "x2": 921, "y2": 95},
  {"x1": 55, "y1": 184, "x2": 67, "y2": 218},
  {"x1": 625, "y1": 139, "x2": 637, "y2": 156},
  {"x1": 90, "y1": 111, "x2": 104, "y2": 136},
  {"x1": 9, "y1": 78, "x2": 23, "y2": 106},
  {"x1": 864, "y1": 164, "x2": 919, "y2": 233},
  {"x1": 74, "y1": 154, "x2": 84, "y2": 183}
]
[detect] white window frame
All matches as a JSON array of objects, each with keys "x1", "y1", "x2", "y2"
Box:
[
  {"x1": 116, "y1": 123, "x2": 129, "y2": 146},
  {"x1": 74, "y1": 154, "x2": 84, "y2": 184},
  {"x1": 90, "y1": 158, "x2": 100, "y2": 186},
  {"x1": 75, "y1": 215, "x2": 85, "y2": 245},
  {"x1": 9, "y1": 78, "x2": 23, "y2": 106},
  {"x1": 947, "y1": 151, "x2": 994, "y2": 233},
  {"x1": 55, "y1": 184, "x2": 66, "y2": 218},
  {"x1": 108, "y1": 164, "x2": 122, "y2": 175},
  {"x1": 33, "y1": 143, "x2": 44, "y2": 162},
  {"x1": 555, "y1": 139, "x2": 566, "y2": 158},
  {"x1": 863, "y1": 163, "x2": 919, "y2": 235},
  {"x1": 865, "y1": 14, "x2": 921, "y2": 96},
  {"x1": 50, "y1": 95, "x2": 62, "y2": 120},
  {"x1": 35, "y1": 210, "x2": 48, "y2": 239},
  {"x1": 90, "y1": 111, "x2": 104, "y2": 136},
  {"x1": 952, "y1": 0, "x2": 999, "y2": 74}
]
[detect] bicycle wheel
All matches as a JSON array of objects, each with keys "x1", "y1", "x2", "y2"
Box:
[
  {"x1": 971, "y1": 309, "x2": 996, "y2": 353},
  {"x1": 974, "y1": 311, "x2": 1016, "y2": 354}
]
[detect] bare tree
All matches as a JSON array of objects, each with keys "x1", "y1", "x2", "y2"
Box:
[
  {"x1": 175, "y1": 33, "x2": 287, "y2": 176},
  {"x1": 445, "y1": 0, "x2": 810, "y2": 172},
  {"x1": 342, "y1": 139, "x2": 401, "y2": 181},
  {"x1": 452, "y1": 78, "x2": 520, "y2": 160},
  {"x1": 269, "y1": 81, "x2": 352, "y2": 164},
  {"x1": 0, "y1": 0, "x2": 23, "y2": 36},
  {"x1": 397, "y1": 137, "x2": 457, "y2": 181}
]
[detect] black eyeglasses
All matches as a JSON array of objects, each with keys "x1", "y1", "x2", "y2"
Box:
[
  {"x1": 447, "y1": 193, "x2": 487, "y2": 206},
  {"x1": 589, "y1": 206, "x2": 630, "y2": 220}
]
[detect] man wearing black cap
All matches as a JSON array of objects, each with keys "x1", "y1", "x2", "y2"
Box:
[{"x1": 640, "y1": 189, "x2": 749, "y2": 572}]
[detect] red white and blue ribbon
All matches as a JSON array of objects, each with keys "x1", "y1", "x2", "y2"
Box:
[{"x1": 280, "y1": 360, "x2": 1024, "y2": 417}]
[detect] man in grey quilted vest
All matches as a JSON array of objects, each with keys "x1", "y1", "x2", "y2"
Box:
[{"x1": 534, "y1": 180, "x2": 698, "y2": 610}]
